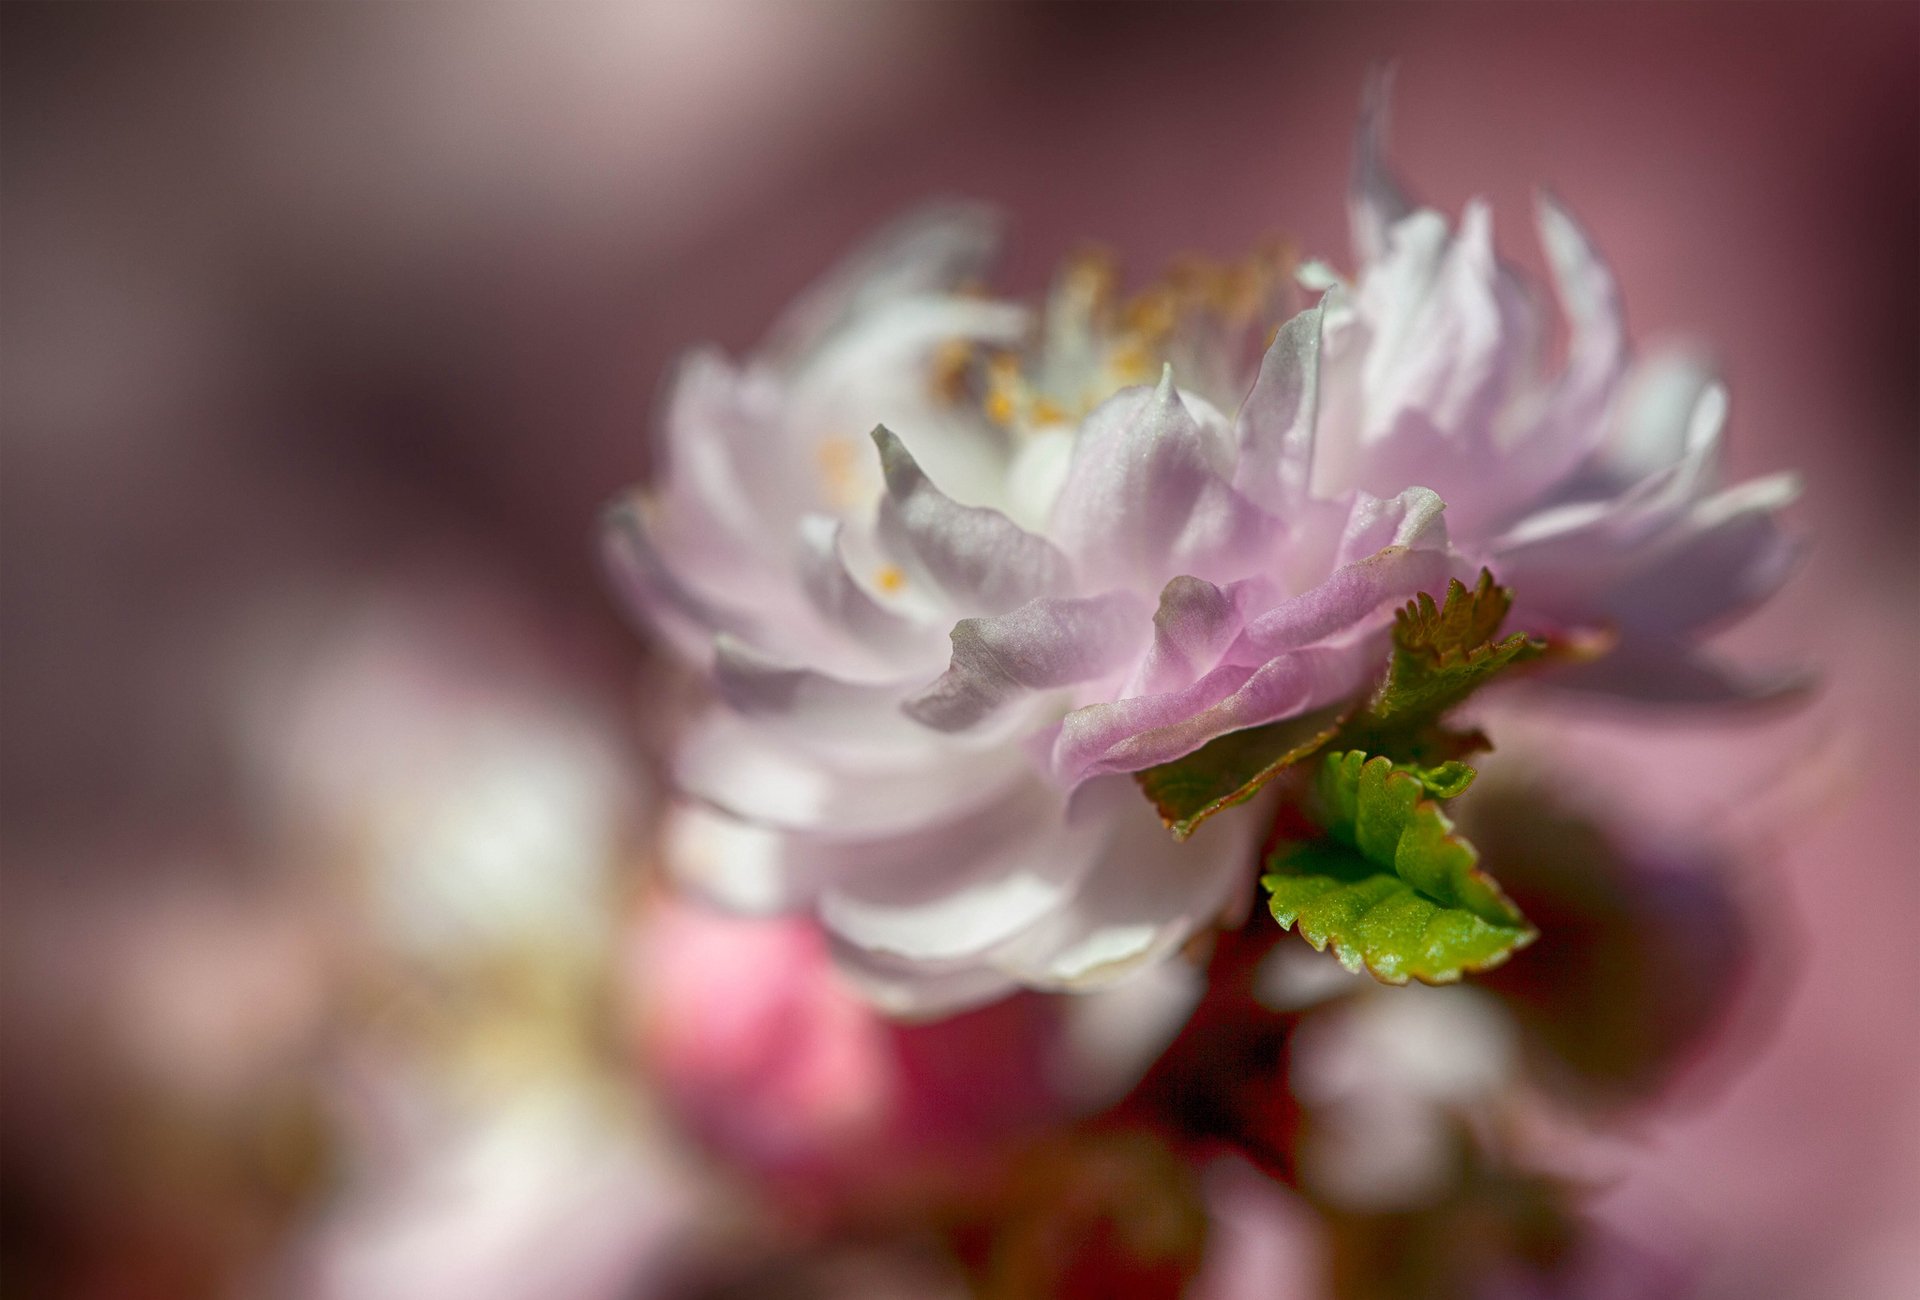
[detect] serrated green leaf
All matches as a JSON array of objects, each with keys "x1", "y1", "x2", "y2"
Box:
[
  {"x1": 1134, "y1": 703, "x2": 1348, "y2": 841},
  {"x1": 1261, "y1": 751, "x2": 1534, "y2": 984},
  {"x1": 1342, "y1": 570, "x2": 1545, "y2": 759}
]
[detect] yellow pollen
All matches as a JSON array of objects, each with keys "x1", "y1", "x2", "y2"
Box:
[
  {"x1": 929, "y1": 338, "x2": 976, "y2": 403},
  {"x1": 873, "y1": 565, "x2": 908, "y2": 595},
  {"x1": 982, "y1": 352, "x2": 1024, "y2": 427},
  {"x1": 1109, "y1": 341, "x2": 1158, "y2": 385},
  {"x1": 815, "y1": 436, "x2": 863, "y2": 508}
]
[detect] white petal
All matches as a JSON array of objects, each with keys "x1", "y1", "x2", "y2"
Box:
[
  {"x1": 904, "y1": 591, "x2": 1150, "y2": 733},
  {"x1": 710, "y1": 635, "x2": 939, "y2": 760},
  {"x1": 1349, "y1": 67, "x2": 1415, "y2": 266},
  {"x1": 1232, "y1": 296, "x2": 1326, "y2": 514},
  {"x1": 871, "y1": 425, "x2": 1076, "y2": 616},
  {"x1": 989, "y1": 779, "x2": 1263, "y2": 989},
  {"x1": 762, "y1": 202, "x2": 1004, "y2": 367},
  {"x1": 814, "y1": 781, "x2": 1107, "y2": 963},
  {"x1": 674, "y1": 711, "x2": 1020, "y2": 838},
  {"x1": 793, "y1": 514, "x2": 949, "y2": 672},
  {"x1": 1049, "y1": 370, "x2": 1276, "y2": 591}
]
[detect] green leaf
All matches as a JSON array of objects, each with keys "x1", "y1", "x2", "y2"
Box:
[
  {"x1": 1343, "y1": 570, "x2": 1545, "y2": 758},
  {"x1": 1134, "y1": 703, "x2": 1348, "y2": 841},
  {"x1": 1261, "y1": 751, "x2": 1535, "y2": 984}
]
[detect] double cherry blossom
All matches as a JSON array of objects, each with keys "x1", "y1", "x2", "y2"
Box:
[{"x1": 606, "y1": 85, "x2": 1796, "y2": 1014}]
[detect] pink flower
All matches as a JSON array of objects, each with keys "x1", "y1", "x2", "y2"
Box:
[
  {"x1": 625, "y1": 896, "x2": 1063, "y2": 1186},
  {"x1": 605, "y1": 82, "x2": 1796, "y2": 1012}
]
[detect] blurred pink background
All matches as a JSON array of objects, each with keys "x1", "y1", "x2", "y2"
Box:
[{"x1": 3, "y1": 3, "x2": 1915, "y2": 1297}]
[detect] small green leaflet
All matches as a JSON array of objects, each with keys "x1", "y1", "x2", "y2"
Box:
[
  {"x1": 1134, "y1": 704, "x2": 1348, "y2": 841},
  {"x1": 1262, "y1": 751, "x2": 1536, "y2": 984},
  {"x1": 1342, "y1": 570, "x2": 1545, "y2": 759}
]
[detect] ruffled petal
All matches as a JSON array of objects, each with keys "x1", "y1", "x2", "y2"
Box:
[
  {"x1": 1350, "y1": 67, "x2": 1415, "y2": 267},
  {"x1": 871, "y1": 426, "x2": 1076, "y2": 616},
  {"x1": 813, "y1": 781, "x2": 1108, "y2": 963},
  {"x1": 1237, "y1": 535, "x2": 1449, "y2": 658},
  {"x1": 1049, "y1": 369, "x2": 1277, "y2": 591},
  {"x1": 600, "y1": 494, "x2": 761, "y2": 662},
  {"x1": 762, "y1": 202, "x2": 1005, "y2": 367},
  {"x1": 711, "y1": 635, "x2": 940, "y2": 760},
  {"x1": 1232, "y1": 296, "x2": 1326, "y2": 514},
  {"x1": 788, "y1": 296, "x2": 1029, "y2": 514},
  {"x1": 904, "y1": 591, "x2": 1151, "y2": 733},
  {"x1": 674, "y1": 712, "x2": 1021, "y2": 840},
  {"x1": 988, "y1": 777, "x2": 1263, "y2": 989},
  {"x1": 1483, "y1": 196, "x2": 1630, "y2": 516},
  {"x1": 793, "y1": 514, "x2": 950, "y2": 674},
  {"x1": 1051, "y1": 643, "x2": 1379, "y2": 785},
  {"x1": 1126, "y1": 576, "x2": 1246, "y2": 698},
  {"x1": 825, "y1": 941, "x2": 1023, "y2": 1020}
]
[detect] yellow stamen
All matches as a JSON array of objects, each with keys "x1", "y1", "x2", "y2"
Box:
[
  {"x1": 929, "y1": 339, "x2": 976, "y2": 404},
  {"x1": 815, "y1": 436, "x2": 863, "y2": 508},
  {"x1": 873, "y1": 565, "x2": 908, "y2": 595},
  {"x1": 1109, "y1": 341, "x2": 1158, "y2": 385},
  {"x1": 983, "y1": 351, "x2": 1024, "y2": 427},
  {"x1": 1029, "y1": 397, "x2": 1069, "y2": 425}
]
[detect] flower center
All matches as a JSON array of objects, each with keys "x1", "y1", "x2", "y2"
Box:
[{"x1": 930, "y1": 243, "x2": 1297, "y2": 442}]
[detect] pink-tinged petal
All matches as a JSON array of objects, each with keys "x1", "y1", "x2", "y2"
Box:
[
  {"x1": 1127, "y1": 576, "x2": 1245, "y2": 698},
  {"x1": 600, "y1": 494, "x2": 760, "y2": 662},
  {"x1": 871, "y1": 425, "x2": 1075, "y2": 615},
  {"x1": 988, "y1": 777, "x2": 1262, "y2": 989},
  {"x1": 762, "y1": 203, "x2": 1004, "y2": 368},
  {"x1": 711, "y1": 634, "x2": 940, "y2": 760},
  {"x1": 1374, "y1": 203, "x2": 1533, "y2": 456},
  {"x1": 674, "y1": 712, "x2": 1021, "y2": 840},
  {"x1": 1237, "y1": 539, "x2": 1450, "y2": 658},
  {"x1": 1595, "y1": 352, "x2": 1723, "y2": 487},
  {"x1": 814, "y1": 781, "x2": 1108, "y2": 963},
  {"x1": 1513, "y1": 474, "x2": 1803, "y2": 639},
  {"x1": 1049, "y1": 369, "x2": 1277, "y2": 590},
  {"x1": 1232, "y1": 297, "x2": 1325, "y2": 514},
  {"x1": 1496, "y1": 194, "x2": 1628, "y2": 498},
  {"x1": 1350, "y1": 67, "x2": 1415, "y2": 266},
  {"x1": 904, "y1": 592, "x2": 1150, "y2": 733},
  {"x1": 793, "y1": 514, "x2": 950, "y2": 673},
  {"x1": 656, "y1": 348, "x2": 816, "y2": 578},
  {"x1": 1530, "y1": 640, "x2": 1810, "y2": 705},
  {"x1": 1052, "y1": 643, "x2": 1379, "y2": 785},
  {"x1": 1620, "y1": 474, "x2": 1803, "y2": 634},
  {"x1": 1330, "y1": 486, "x2": 1449, "y2": 567}
]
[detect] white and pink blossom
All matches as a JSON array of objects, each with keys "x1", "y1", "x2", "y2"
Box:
[{"x1": 605, "y1": 84, "x2": 1795, "y2": 1014}]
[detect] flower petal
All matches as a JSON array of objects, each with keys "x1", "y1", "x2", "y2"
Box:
[
  {"x1": 1127, "y1": 575, "x2": 1246, "y2": 698},
  {"x1": 813, "y1": 781, "x2": 1108, "y2": 963},
  {"x1": 871, "y1": 425, "x2": 1076, "y2": 615},
  {"x1": 600, "y1": 494, "x2": 760, "y2": 661},
  {"x1": 1049, "y1": 369, "x2": 1276, "y2": 591},
  {"x1": 1237, "y1": 535, "x2": 1450, "y2": 658},
  {"x1": 1350, "y1": 67, "x2": 1415, "y2": 266},
  {"x1": 762, "y1": 202, "x2": 1005, "y2": 367},
  {"x1": 674, "y1": 712, "x2": 1020, "y2": 839},
  {"x1": 1232, "y1": 296, "x2": 1326, "y2": 515},
  {"x1": 904, "y1": 591, "x2": 1151, "y2": 733},
  {"x1": 793, "y1": 514, "x2": 950, "y2": 673},
  {"x1": 711, "y1": 634, "x2": 939, "y2": 760},
  {"x1": 1052, "y1": 643, "x2": 1379, "y2": 785},
  {"x1": 988, "y1": 778, "x2": 1263, "y2": 989}
]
